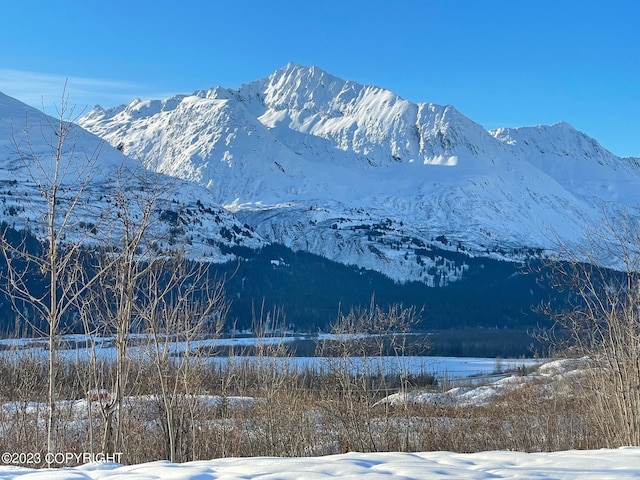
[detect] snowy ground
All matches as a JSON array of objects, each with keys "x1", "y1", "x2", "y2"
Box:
[
  {"x1": 375, "y1": 358, "x2": 584, "y2": 407},
  {"x1": 0, "y1": 448, "x2": 639, "y2": 479}
]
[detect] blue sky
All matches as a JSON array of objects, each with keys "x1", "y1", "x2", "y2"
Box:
[{"x1": 1, "y1": 0, "x2": 638, "y2": 157}]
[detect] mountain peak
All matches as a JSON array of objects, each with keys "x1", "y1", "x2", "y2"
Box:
[
  {"x1": 0, "y1": 90, "x2": 266, "y2": 267},
  {"x1": 272, "y1": 62, "x2": 330, "y2": 81},
  {"x1": 253, "y1": 63, "x2": 355, "y2": 114},
  {"x1": 275, "y1": 61, "x2": 312, "y2": 74}
]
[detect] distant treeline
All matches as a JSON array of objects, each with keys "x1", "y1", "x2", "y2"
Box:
[
  {"x1": 216, "y1": 243, "x2": 555, "y2": 333},
  {"x1": 0, "y1": 223, "x2": 558, "y2": 356}
]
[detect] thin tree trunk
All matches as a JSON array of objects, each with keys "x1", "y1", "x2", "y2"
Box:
[{"x1": 47, "y1": 328, "x2": 56, "y2": 457}]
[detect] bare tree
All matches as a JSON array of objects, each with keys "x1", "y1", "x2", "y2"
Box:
[
  {"x1": 74, "y1": 163, "x2": 230, "y2": 461},
  {"x1": 139, "y1": 256, "x2": 227, "y2": 462},
  {"x1": 77, "y1": 166, "x2": 170, "y2": 455},
  {"x1": 110, "y1": 173, "x2": 156, "y2": 454},
  {"x1": 541, "y1": 209, "x2": 640, "y2": 446},
  {"x1": 0, "y1": 87, "x2": 103, "y2": 457}
]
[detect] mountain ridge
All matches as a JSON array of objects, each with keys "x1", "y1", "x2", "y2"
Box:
[{"x1": 74, "y1": 64, "x2": 640, "y2": 283}]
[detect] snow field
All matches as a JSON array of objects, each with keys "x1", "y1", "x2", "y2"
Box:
[{"x1": 1, "y1": 448, "x2": 639, "y2": 479}]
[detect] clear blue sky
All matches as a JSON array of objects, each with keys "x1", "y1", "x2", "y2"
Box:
[{"x1": 1, "y1": 0, "x2": 638, "y2": 157}]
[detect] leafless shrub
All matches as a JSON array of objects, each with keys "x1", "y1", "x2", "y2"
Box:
[
  {"x1": 539, "y1": 209, "x2": 640, "y2": 446},
  {"x1": 315, "y1": 298, "x2": 422, "y2": 452}
]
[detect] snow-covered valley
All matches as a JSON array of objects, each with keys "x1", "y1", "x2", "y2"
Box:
[{"x1": 2, "y1": 1, "x2": 639, "y2": 477}]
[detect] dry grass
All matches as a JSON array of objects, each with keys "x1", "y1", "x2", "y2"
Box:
[{"x1": 0, "y1": 350, "x2": 613, "y2": 466}]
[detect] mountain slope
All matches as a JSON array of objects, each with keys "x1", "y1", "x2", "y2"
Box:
[
  {"x1": 0, "y1": 91, "x2": 265, "y2": 262},
  {"x1": 79, "y1": 63, "x2": 640, "y2": 283}
]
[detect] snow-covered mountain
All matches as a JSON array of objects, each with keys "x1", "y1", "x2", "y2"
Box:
[
  {"x1": 0, "y1": 91, "x2": 264, "y2": 262},
  {"x1": 75, "y1": 63, "x2": 640, "y2": 284}
]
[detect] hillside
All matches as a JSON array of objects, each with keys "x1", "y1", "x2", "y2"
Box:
[{"x1": 0, "y1": 91, "x2": 265, "y2": 262}]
